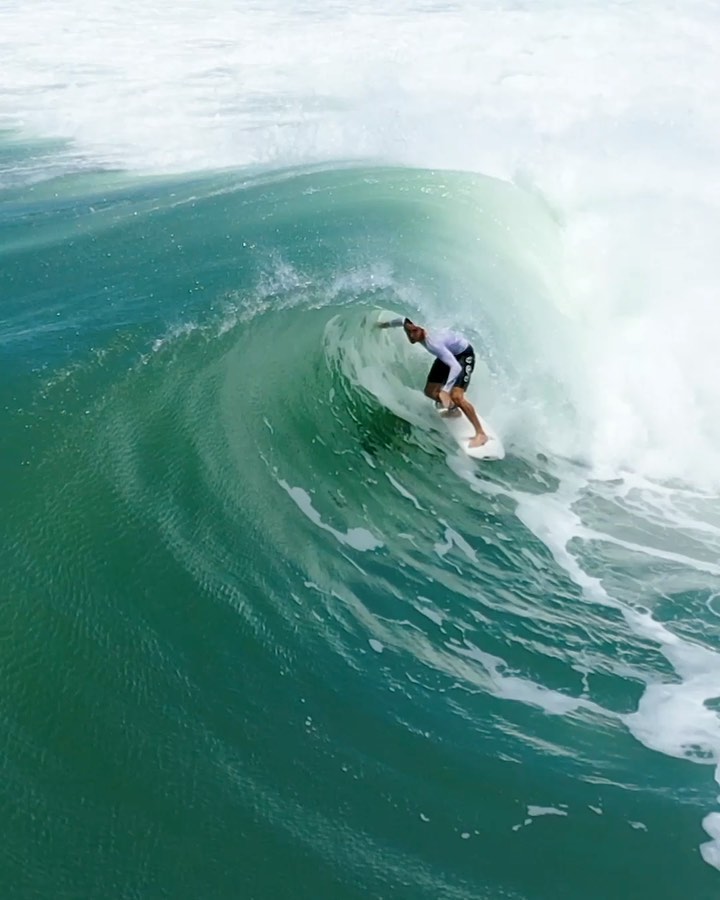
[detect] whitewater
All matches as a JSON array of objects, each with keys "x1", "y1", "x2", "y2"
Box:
[{"x1": 2, "y1": 2, "x2": 720, "y2": 898}]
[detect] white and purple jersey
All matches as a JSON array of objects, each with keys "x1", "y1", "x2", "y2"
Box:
[{"x1": 386, "y1": 317, "x2": 472, "y2": 392}]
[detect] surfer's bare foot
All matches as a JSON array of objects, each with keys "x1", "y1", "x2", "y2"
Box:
[
  {"x1": 440, "y1": 407, "x2": 462, "y2": 418},
  {"x1": 468, "y1": 433, "x2": 488, "y2": 448}
]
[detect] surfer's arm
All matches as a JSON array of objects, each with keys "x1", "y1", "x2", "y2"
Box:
[{"x1": 376, "y1": 316, "x2": 406, "y2": 329}]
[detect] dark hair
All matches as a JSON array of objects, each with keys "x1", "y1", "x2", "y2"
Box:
[{"x1": 403, "y1": 317, "x2": 414, "y2": 326}]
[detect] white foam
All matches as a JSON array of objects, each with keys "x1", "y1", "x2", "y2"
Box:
[
  {"x1": 510, "y1": 471, "x2": 720, "y2": 872},
  {"x1": 527, "y1": 806, "x2": 568, "y2": 818},
  {"x1": 452, "y1": 640, "x2": 608, "y2": 719},
  {"x1": 385, "y1": 472, "x2": 424, "y2": 511},
  {"x1": 701, "y1": 811, "x2": 720, "y2": 868},
  {"x1": 433, "y1": 523, "x2": 477, "y2": 563},
  {"x1": 277, "y1": 478, "x2": 383, "y2": 551},
  {"x1": 2, "y1": 1, "x2": 718, "y2": 182}
]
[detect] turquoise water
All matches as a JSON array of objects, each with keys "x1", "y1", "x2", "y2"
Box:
[
  {"x1": 3, "y1": 154, "x2": 719, "y2": 900},
  {"x1": 3, "y1": 2, "x2": 720, "y2": 897}
]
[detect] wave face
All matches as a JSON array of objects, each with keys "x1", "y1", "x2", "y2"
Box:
[{"x1": 3, "y1": 2, "x2": 720, "y2": 899}]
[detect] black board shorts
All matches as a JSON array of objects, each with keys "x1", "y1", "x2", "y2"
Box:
[{"x1": 426, "y1": 345, "x2": 475, "y2": 390}]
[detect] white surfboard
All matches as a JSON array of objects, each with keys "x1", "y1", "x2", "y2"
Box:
[{"x1": 438, "y1": 409, "x2": 505, "y2": 460}]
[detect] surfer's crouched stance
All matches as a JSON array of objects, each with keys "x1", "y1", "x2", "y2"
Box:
[{"x1": 377, "y1": 316, "x2": 488, "y2": 448}]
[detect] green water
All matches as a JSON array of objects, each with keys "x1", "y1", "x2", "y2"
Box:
[{"x1": 2, "y1": 159, "x2": 719, "y2": 899}]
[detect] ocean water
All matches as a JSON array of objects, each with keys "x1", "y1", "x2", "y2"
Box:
[{"x1": 2, "y1": 2, "x2": 720, "y2": 898}]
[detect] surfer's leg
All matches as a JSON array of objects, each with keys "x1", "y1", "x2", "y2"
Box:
[
  {"x1": 429, "y1": 382, "x2": 459, "y2": 415},
  {"x1": 424, "y1": 358, "x2": 449, "y2": 403},
  {"x1": 450, "y1": 387, "x2": 488, "y2": 447},
  {"x1": 424, "y1": 381, "x2": 443, "y2": 401}
]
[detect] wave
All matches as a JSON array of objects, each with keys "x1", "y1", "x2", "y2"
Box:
[
  {"x1": 4, "y1": 0, "x2": 720, "y2": 888},
  {"x1": 34, "y1": 162, "x2": 720, "y2": 483},
  {"x1": 3, "y1": 160, "x2": 720, "y2": 890}
]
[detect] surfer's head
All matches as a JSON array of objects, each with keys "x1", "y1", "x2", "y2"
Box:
[{"x1": 403, "y1": 318, "x2": 425, "y2": 343}]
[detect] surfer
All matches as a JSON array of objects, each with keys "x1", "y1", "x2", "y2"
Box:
[{"x1": 377, "y1": 316, "x2": 488, "y2": 448}]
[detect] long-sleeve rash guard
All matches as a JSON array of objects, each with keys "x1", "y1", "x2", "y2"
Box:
[{"x1": 386, "y1": 317, "x2": 470, "y2": 392}]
